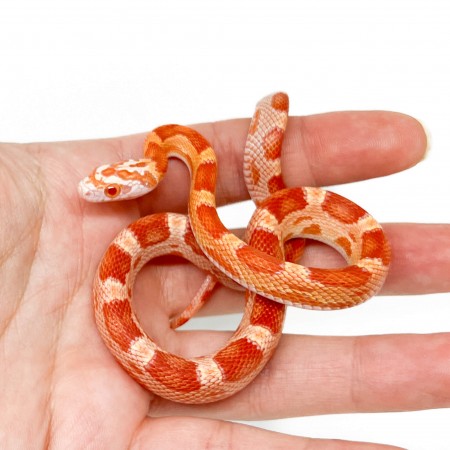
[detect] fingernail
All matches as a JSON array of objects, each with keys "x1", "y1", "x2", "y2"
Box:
[{"x1": 418, "y1": 119, "x2": 432, "y2": 161}]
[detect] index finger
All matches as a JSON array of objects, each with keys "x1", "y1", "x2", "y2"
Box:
[
  {"x1": 136, "y1": 111, "x2": 427, "y2": 213},
  {"x1": 72, "y1": 110, "x2": 427, "y2": 213}
]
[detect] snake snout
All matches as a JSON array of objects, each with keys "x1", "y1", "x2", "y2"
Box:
[{"x1": 78, "y1": 178, "x2": 99, "y2": 202}]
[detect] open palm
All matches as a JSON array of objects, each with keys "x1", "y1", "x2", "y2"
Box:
[{"x1": 1, "y1": 111, "x2": 449, "y2": 449}]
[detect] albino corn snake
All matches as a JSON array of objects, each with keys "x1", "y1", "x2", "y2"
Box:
[{"x1": 78, "y1": 93, "x2": 390, "y2": 403}]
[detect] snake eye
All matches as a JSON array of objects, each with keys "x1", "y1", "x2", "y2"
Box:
[{"x1": 104, "y1": 184, "x2": 121, "y2": 199}]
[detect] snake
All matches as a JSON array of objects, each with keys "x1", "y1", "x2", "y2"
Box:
[{"x1": 78, "y1": 93, "x2": 390, "y2": 404}]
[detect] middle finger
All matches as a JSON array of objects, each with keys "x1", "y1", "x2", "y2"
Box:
[{"x1": 149, "y1": 331, "x2": 450, "y2": 420}]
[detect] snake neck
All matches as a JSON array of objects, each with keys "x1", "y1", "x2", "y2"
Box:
[{"x1": 146, "y1": 123, "x2": 219, "y2": 206}]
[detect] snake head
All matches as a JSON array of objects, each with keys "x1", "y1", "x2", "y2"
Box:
[{"x1": 78, "y1": 159, "x2": 160, "y2": 202}]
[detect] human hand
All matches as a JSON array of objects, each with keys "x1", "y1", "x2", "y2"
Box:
[{"x1": 1, "y1": 110, "x2": 448, "y2": 449}]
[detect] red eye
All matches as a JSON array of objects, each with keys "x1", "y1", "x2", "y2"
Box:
[{"x1": 104, "y1": 184, "x2": 121, "y2": 198}]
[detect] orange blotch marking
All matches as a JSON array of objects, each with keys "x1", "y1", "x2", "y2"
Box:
[
  {"x1": 133, "y1": 256, "x2": 142, "y2": 269},
  {"x1": 101, "y1": 167, "x2": 117, "y2": 177},
  {"x1": 117, "y1": 170, "x2": 143, "y2": 181},
  {"x1": 194, "y1": 161, "x2": 217, "y2": 193},
  {"x1": 184, "y1": 229, "x2": 205, "y2": 256},
  {"x1": 128, "y1": 214, "x2": 171, "y2": 248},
  {"x1": 99, "y1": 244, "x2": 131, "y2": 284},
  {"x1": 129, "y1": 161, "x2": 148, "y2": 168},
  {"x1": 249, "y1": 109, "x2": 261, "y2": 135},
  {"x1": 262, "y1": 127, "x2": 284, "y2": 161},
  {"x1": 361, "y1": 228, "x2": 390, "y2": 265},
  {"x1": 293, "y1": 215, "x2": 312, "y2": 225},
  {"x1": 144, "y1": 140, "x2": 161, "y2": 157},
  {"x1": 264, "y1": 188, "x2": 308, "y2": 222},
  {"x1": 144, "y1": 141, "x2": 169, "y2": 174},
  {"x1": 143, "y1": 171, "x2": 158, "y2": 187},
  {"x1": 302, "y1": 224, "x2": 322, "y2": 236},
  {"x1": 235, "y1": 245, "x2": 284, "y2": 275},
  {"x1": 267, "y1": 174, "x2": 285, "y2": 194},
  {"x1": 249, "y1": 295, "x2": 285, "y2": 334},
  {"x1": 154, "y1": 152, "x2": 169, "y2": 175},
  {"x1": 284, "y1": 238, "x2": 305, "y2": 262},
  {"x1": 88, "y1": 172, "x2": 103, "y2": 188},
  {"x1": 214, "y1": 338, "x2": 264, "y2": 382},
  {"x1": 308, "y1": 265, "x2": 371, "y2": 288},
  {"x1": 335, "y1": 236, "x2": 352, "y2": 258},
  {"x1": 112, "y1": 169, "x2": 156, "y2": 187},
  {"x1": 145, "y1": 351, "x2": 202, "y2": 393},
  {"x1": 322, "y1": 192, "x2": 367, "y2": 224},
  {"x1": 154, "y1": 125, "x2": 211, "y2": 154},
  {"x1": 271, "y1": 92, "x2": 289, "y2": 112},
  {"x1": 248, "y1": 228, "x2": 282, "y2": 259},
  {"x1": 251, "y1": 165, "x2": 260, "y2": 186},
  {"x1": 195, "y1": 204, "x2": 229, "y2": 239},
  {"x1": 102, "y1": 300, "x2": 143, "y2": 352}
]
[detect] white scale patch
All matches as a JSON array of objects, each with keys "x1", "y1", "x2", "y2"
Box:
[
  {"x1": 126, "y1": 160, "x2": 153, "y2": 176},
  {"x1": 284, "y1": 262, "x2": 311, "y2": 282},
  {"x1": 199, "y1": 147, "x2": 216, "y2": 163},
  {"x1": 219, "y1": 232, "x2": 244, "y2": 250},
  {"x1": 101, "y1": 278, "x2": 129, "y2": 302},
  {"x1": 357, "y1": 215, "x2": 382, "y2": 230},
  {"x1": 357, "y1": 257, "x2": 386, "y2": 272},
  {"x1": 240, "y1": 325, "x2": 275, "y2": 351},
  {"x1": 196, "y1": 358, "x2": 223, "y2": 386},
  {"x1": 114, "y1": 228, "x2": 141, "y2": 254},
  {"x1": 129, "y1": 336, "x2": 156, "y2": 366},
  {"x1": 253, "y1": 207, "x2": 279, "y2": 228},
  {"x1": 167, "y1": 214, "x2": 188, "y2": 236},
  {"x1": 191, "y1": 189, "x2": 215, "y2": 207},
  {"x1": 147, "y1": 131, "x2": 162, "y2": 144},
  {"x1": 305, "y1": 187, "x2": 327, "y2": 205},
  {"x1": 259, "y1": 104, "x2": 287, "y2": 131},
  {"x1": 102, "y1": 173, "x2": 130, "y2": 185}
]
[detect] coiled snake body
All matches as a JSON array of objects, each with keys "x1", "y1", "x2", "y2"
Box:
[{"x1": 79, "y1": 93, "x2": 390, "y2": 403}]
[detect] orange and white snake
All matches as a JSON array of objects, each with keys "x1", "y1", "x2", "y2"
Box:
[{"x1": 78, "y1": 93, "x2": 390, "y2": 404}]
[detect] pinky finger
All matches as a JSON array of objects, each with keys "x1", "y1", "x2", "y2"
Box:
[{"x1": 131, "y1": 417, "x2": 405, "y2": 450}]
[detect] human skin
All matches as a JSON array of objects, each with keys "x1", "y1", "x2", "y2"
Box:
[{"x1": 1, "y1": 110, "x2": 449, "y2": 449}]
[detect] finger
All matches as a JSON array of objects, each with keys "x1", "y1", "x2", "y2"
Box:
[
  {"x1": 294, "y1": 222, "x2": 450, "y2": 296},
  {"x1": 150, "y1": 223, "x2": 450, "y2": 325},
  {"x1": 70, "y1": 110, "x2": 427, "y2": 212},
  {"x1": 149, "y1": 332, "x2": 450, "y2": 422},
  {"x1": 133, "y1": 416, "x2": 404, "y2": 450},
  {"x1": 382, "y1": 223, "x2": 450, "y2": 295},
  {"x1": 150, "y1": 111, "x2": 427, "y2": 211}
]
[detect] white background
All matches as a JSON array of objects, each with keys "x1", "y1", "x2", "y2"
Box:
[{"x1": 1, "y1": 0, "x2": 449, "y2": 448}]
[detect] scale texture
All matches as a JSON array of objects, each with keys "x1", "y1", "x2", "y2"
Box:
[{"x1": 79, "y1": 93, "x2": 390, "y2": 403}]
